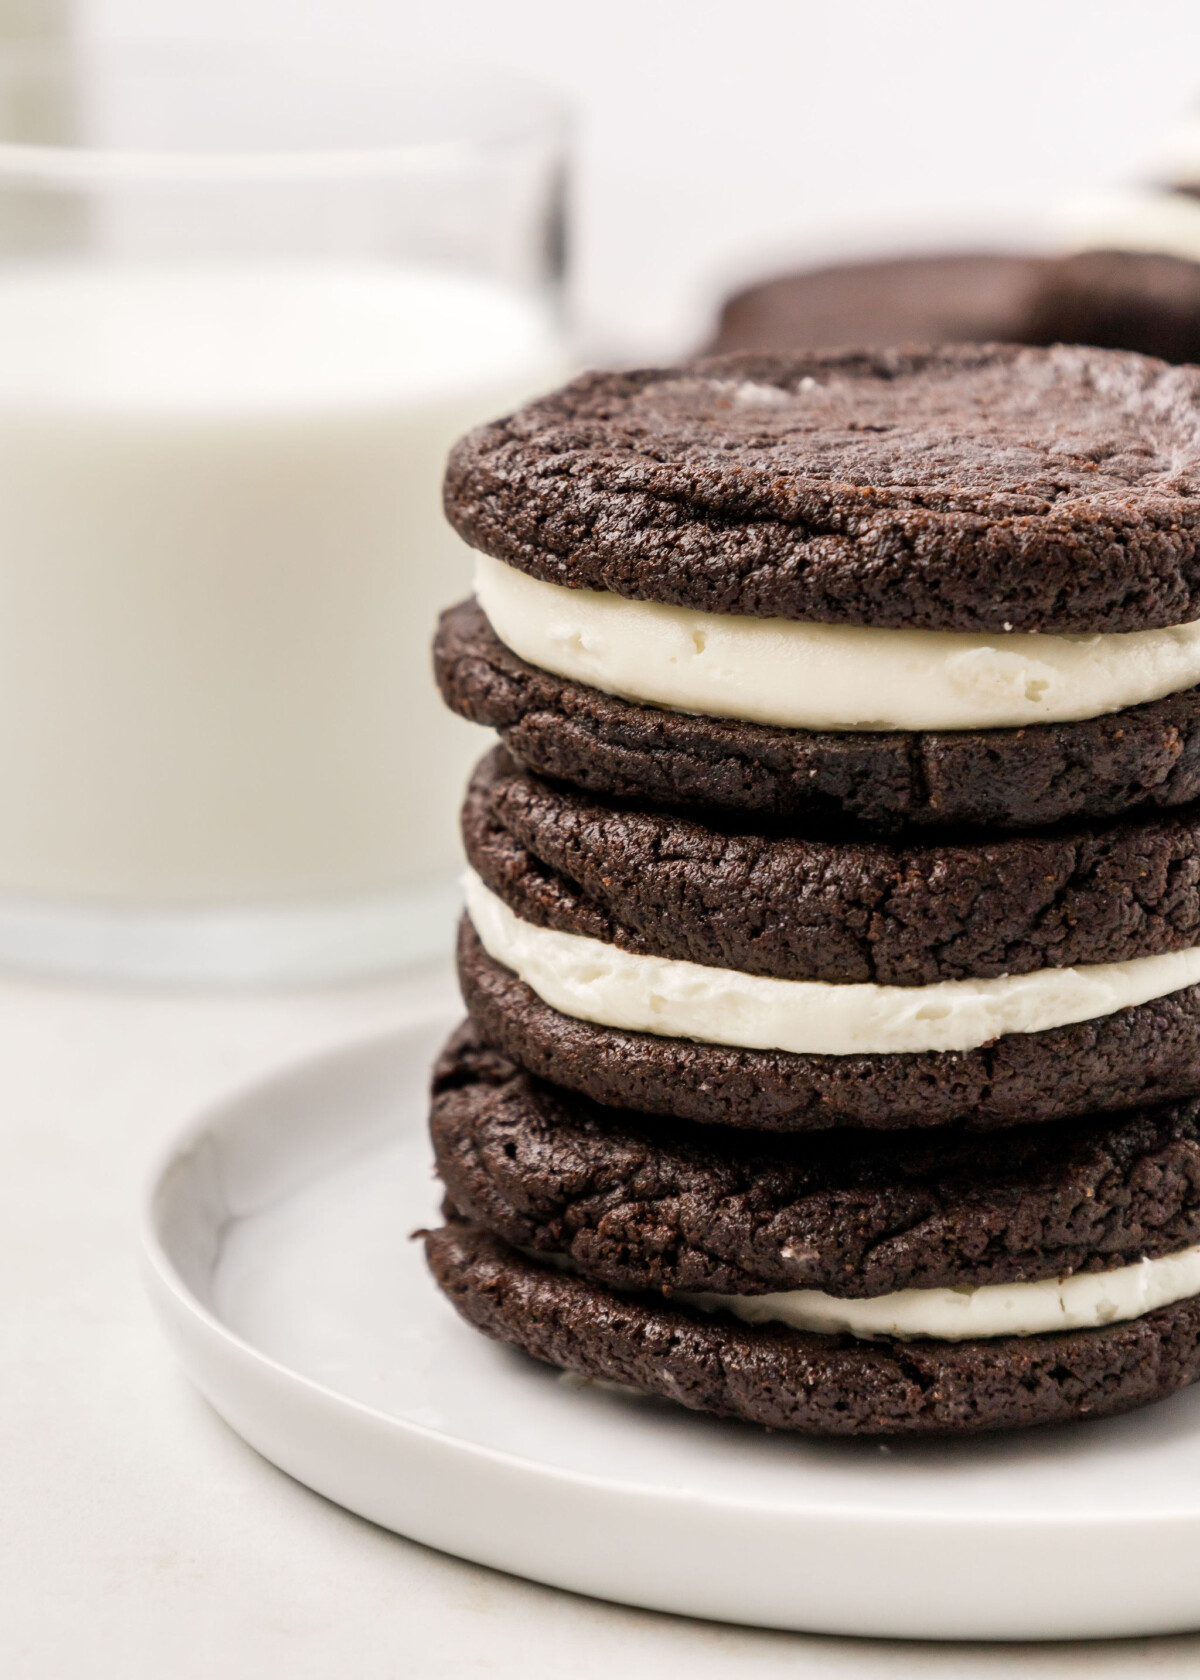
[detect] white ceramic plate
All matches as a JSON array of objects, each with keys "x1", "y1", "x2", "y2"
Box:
[{"x1": 142, "y1": 1016, "x2": 1200, "y2": 1641}]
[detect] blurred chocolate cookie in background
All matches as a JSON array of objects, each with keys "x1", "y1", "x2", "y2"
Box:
[
  {"x1": 1024, "y1": 249, "x2": 1200, "y2": 364},
  {"x1": 711, "y1": 252, "x2": 1044, "y2": 355},
  {"x1": 711, "y1": 247, "x2": 1200, "y2": 364}
]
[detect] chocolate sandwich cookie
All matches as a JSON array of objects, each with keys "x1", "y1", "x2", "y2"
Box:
[
  {"x1": 463, "y1": 747, "x2": 1200, "y2": 985},
  {"x1": 458, "y1": 918, "x2": 1200, "y2": 1132},
  {"x1": 710, "y1": 249, "x2": 1200, "y2": 368},
  {"x1": 710, "y1": 252, "x2": 1048, "y2": 357},
  {"x1": 432, "y1": 1027, "x2": 1200, "y2": 1299},
  {"x1": 1024, "y1": 250, "x2": 1200, "y2": 369},
  {"x1": 443, "y1": 346, "x2": 1200, "y2": 636},
  {"x1": 436, "y1": 598, "x2": 1200, "y2": 832},
  {"x1": 424, "y1": 1220, "x2": 1200, "y2": 1436}
]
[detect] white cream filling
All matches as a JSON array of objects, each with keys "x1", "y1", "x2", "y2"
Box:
[
  {"x1": 678, "y1": 1243, "x2": 1200, "y2": 1341},
  {"x1": 465, "y1": 870, "x2": 1200, "y2": 1056},
  {"x1": 475, "y1": 552, "x2": 1200, "y2": 732}
]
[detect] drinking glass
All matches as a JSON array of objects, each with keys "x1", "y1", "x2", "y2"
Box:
[{"x1": 0, "y1": 40, "x2": 568, "y2": 982}]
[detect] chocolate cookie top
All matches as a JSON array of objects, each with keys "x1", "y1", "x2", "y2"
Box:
[
  {"x1": 464, "y1": 747, "x2": 1200, "y2": 985},
  {"x1": 432, "y1": 1026, "x2": 1200, "y2": 1299},
  {"x1": 443, "y1": 345, "x2": 1200, "y2": 634}
]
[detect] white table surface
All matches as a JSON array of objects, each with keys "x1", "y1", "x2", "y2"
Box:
[{"x1": 5, "y1": 959, "x2": 1200, "y2": 1678}]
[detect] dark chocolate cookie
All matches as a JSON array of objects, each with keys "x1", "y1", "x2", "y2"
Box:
[
  {"x1": 432, "y1": 1025, "x2": 1200, "y2": 1297},
  {"x1": 458, "y1": 918, "x2": 1200, "y2": 1133},
  {"x1": 710, "y1": 252, "x2": 1048, "y2": 357},
  {"x1": 464, "y1": 746, "x2": 1200, "y2": 984},
  {"x1": 437, "y1": 600, "x2": 1200, "y2": 832},
  {"x1": 424, "y1": 1221, "x2": 1200, "y2": 1436},
  {"x1": 709, "y1": 249, "x2": 1200, "y2": 369},
  {"x1": 1024, "y1": 250, "x2": 1200, "y2": 368},
  {"x1": 442, "y1": 347, "x2": 1200, "y2": 635}
]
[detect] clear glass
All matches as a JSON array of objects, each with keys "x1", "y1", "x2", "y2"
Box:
[{"x1": 0, "y1": 41, "x2": 568, "y2": 984}]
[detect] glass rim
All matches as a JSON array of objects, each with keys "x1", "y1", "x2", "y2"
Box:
[{"x1": 0, "y1": 38, "x2": 569, "y2": 182}]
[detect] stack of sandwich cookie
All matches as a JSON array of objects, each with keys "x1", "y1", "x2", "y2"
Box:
[{"x1": 424, "y1": 344, "x2": 1200, "y2": 1435}]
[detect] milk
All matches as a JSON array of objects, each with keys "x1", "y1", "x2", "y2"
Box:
[{"x1": 0, "y1": 263, "x2": 563, "y2": 913}]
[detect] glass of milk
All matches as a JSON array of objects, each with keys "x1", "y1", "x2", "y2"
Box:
[{"x1": 0, "y1": 41, "x2": 568, "y2": 982}]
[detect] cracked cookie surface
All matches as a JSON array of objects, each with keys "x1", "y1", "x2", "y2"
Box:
[
  {"x1": 432, "y1": 1025, "x2": 1200, "y2": 1297},
  {"x1": 424, "y1": 1219, "x2": 1200, "y2": 1435},
  {"x1": 458, "y1": 918, "x2": 1200, "y2": 1132},
  {"x1": 443, "y1": 346, "x2": 1200, "y2": 635},
  {"x1": 437, "y1": 601, "x2": 1200, "y2": 832},
  {"x1": 463, "y1": 747, "x2": 1200, "y2": 984}
]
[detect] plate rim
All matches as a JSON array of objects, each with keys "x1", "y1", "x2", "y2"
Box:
[{"x1": 138, "y1": 1018, "x2": 1200, "y2": 1639}]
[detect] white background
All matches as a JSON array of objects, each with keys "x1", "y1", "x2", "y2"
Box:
[{"x1": 81, "y1": 0, "x2": 1200, "y2": 353}]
